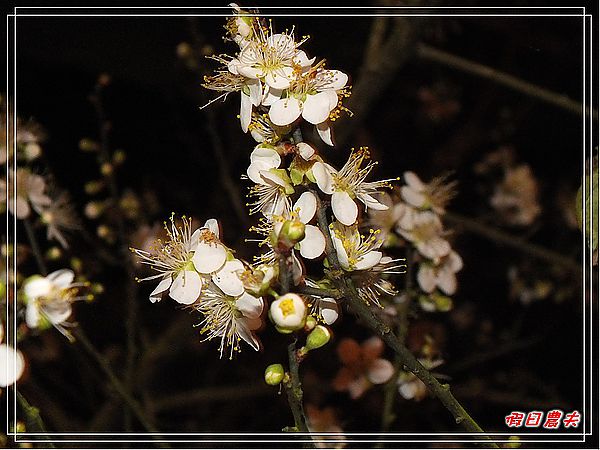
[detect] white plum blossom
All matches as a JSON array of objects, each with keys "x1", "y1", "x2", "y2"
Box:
[
  {"x1": 9, "y1": 168, "x2": 51, "y2": 219},
  {"x1": 401, "y1": 171, "x2": 456, "y2": 215},
  {"x1": 195, "y1": 283, "x2": 264, "y2": 359},
  {"x1": 313, "y1": 148, "x2": 391, "y2": 226},
  {"x1": 331, "y1": 222, "x2": 384, "y2": 271},
  {"x1": 22, "y1": 269, "x2": 89, "y2": 339},
  {"x1": 304, "y1": 280, "x2": 340, "y2": 325},
  {"x1": 417, "y1": 251, "x2": 463, "y2": 296},
  {"x1": 396, "y1": 210, "x2": 451, "y2": 262},
  {"x1": 270, "y1": 293, "x2": 307, "y2": 331},
  {"x1": 0, "y1": 322, "x2": 25, "y2": 388},
  {"x1": 131, "y1": 216, "x2": 227, "y2": 305}
]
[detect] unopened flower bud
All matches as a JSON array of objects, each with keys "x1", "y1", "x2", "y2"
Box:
[
  {"x1": 270, "y1": 293, "x2": 307, "y2": 332},
  {"x1": 277, "y1": 219, "x2": 305, "y2": 251},
  {"x1": 264, "y1": 363, "x2": 285, "y2": 385},
  {"x1": 79, "y1": 138, "x2": 99, "y2": 152},
  {"x1": 304, "y1": 315, "x2": 317, "y2": 332},
  {"x1": 304, "y1": 325, "x2": 331, "y2": 351}
]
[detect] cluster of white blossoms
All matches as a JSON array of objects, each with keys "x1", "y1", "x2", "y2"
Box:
[
  {"x1": 369, "y1": 171, "x2": 462, "y2": 311},
  {"x1": 203, "y1": 4, "x2": 350, "y2": 147}
]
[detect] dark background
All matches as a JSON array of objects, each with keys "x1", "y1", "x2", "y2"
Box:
[{"x1": 6, "y1": 2, "x2": 598, "y2": 446}]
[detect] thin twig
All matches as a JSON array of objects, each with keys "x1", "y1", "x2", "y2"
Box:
[
  {"x1": 312, "y1": 189, "x2": 499, "y2": 448},
  {"x1": 445, "y1": 211, "x2": 582, "y2": 276},
  {"x1": 284, "y1": 341, "x2": 310, "y2": 433},
  {"x1": 417, "y1": 43, "x2": 598, "y2": 120}
]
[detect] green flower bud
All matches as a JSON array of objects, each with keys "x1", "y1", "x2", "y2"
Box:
[
  {"x1": 304, "y1": 325, "x2": 331, "y2": 351},
  {"x1": 277, "y1": 220, "x2": 305, "y2": 251},
  {"x1": 264, "y1": 363, "x2": 285, "y2": 385},
  {"x1": 304, "y1": 315, "x2": 317, "y2": 331}
]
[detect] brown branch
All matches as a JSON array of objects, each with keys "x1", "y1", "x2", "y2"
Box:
[{"x1": 417, "y1": 43, "x2": 598, "y2": 120}]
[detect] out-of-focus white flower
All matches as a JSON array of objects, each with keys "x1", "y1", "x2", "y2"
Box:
[
  {"x1": 270, "y1": 292, "x2": 307, "y2": 331},
  {"x1": 22, "y1": 269, "x2": 89, "y2": 339},
  {"x1": 367, "y1": 193, "x2": 412, "y2": 246},
  {"x1": 490, "y1": 164, "x2": 541, "y2": 226},
  {"x1": 226, "y1": 3, "x2": 254, "y2": 45},
  {"x1": 396, "y1": 210, "x2": 450, "y2": 262},
  {"x1": 417, "y1": 251, "x2": 463, "y2": 295},
  {"x1": 36, "y1": 190, "x2": 81, "y2": 249},
  {"x1": 352, "y1": 256, "x2": 406, "y2": 306},
  {"x1": 195, "y1": 283, "x2": 264, "y2": 359},
  {"x1": 397, "y1": 358, "x2": 443, "y2": 401},
  {"x1": 306, "y1": 404, "x2": 346, "y2": 449},
  {"x1": 313, "y1": 148, "x2": 391, "y2": 226},
  {"x1": 8, "y1": 168, "x2": 51, "y2": 219},
  {"x1": 0, "y1": 322, "x2": 25, "y2": 388},
  {"x1": 400, "y1": 171, "x2": 456, "y2": 215}
]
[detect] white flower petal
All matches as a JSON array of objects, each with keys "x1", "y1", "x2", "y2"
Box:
[
  {"x1": 367, "y1": 358, "x2": 394, "y2": 384},
  {"x1": 237, "y1": 65, "x2": 264, "y2": 79},
  {"x1": 44, "y1": 302, "x2": 72, "y2": 326},
  {"x1": 247, "y1": 160, "x2": 272, "y2": 185},
  {"x1": 269, "y1": 97, "x2": 302, "y2": 126},
  {"x1": 358, "y1": 193, "x2": 389, "y2": 211},
  {"x1": 437, "y1": 268, "x2": 457, "y2": 295},
  {"x1": 299, "y1": 225, "x2": 325, "y2": 259},
  {"x1": 404, "y1": 171, "x2": 424, "y2": 190},
  {"x1": 319, "y1": 297, "x2": 339, "y2": 325},
  {"x1": 293, "y1": 50, "x2": 316, "y2": 68},
  {"x1": 332, "y1": 234, "x2": 350, "y2": 270},
  {"x1": 47, "y1": 269, "x2": 75, "y2": 288},
  {"x1": 265, "y1": 69, "x2": 291, "y2": 90},
  {"x1": 302, "y1": 92, "x2": 334, "y2": 125},
  {"x1": 213, "y1": 260, "x2": 245, "y2": 297},
  {"x1": 26, "y1": 302, "x2": 40, "y2": 328},
  {"x1": 332, "y1": 191, "x2": 358, "y2": 226},
  {"x1": 236, "y1": 292, "x2": 264, "y2": 319},
  {"x1": 202, "y1": 219, "x2": 220, "y2": 238},
  {"x1": 401, "y1": 186, "x2": 427, "y2": 208},
  {"x1": 247, "y1": 79, "x2": 262, "y2": 106},
  {"x1": 192, "y1": 242, "x2": 227, "y2": 274},
  {"x1": 24, "y1": 277, "x2": 52, "y2": 299},
  {"x1": 293, "y1": 191, "x2": 317, "y2": 224},
  {"x1": 240, "y1": 92, "x2": 252, "y2": 133},
  {"x1": 312, "y1": 162, "x2": 335, "y2": 195},
  {"x1": 250, "y1": 146, "x2": 281, "y2": 167},
  {"x1": 262, "y1": 87, "x2": 283, "y2": 106},
  {"x1": 355, "y1": 250, "x2": 382, "y2": 271},
  {"x1": 296, "y1": 142, "x2": 315, "y2": 160},
  {"x1": 325, "y1": 70, "x2": 348, "y2": 90},
  {"x1": 316, "y1": 121, "x2": 334, "y2": 146},
  {"x1": 417, "y1": 265, "x2": 437, "y2": 293},
  {"x1": 169, "y1": 270, "x2": 202, "y2": 305},
  {"x1": 150, "y1": 276, "x2": 172, "y2": 303},
  {"x1": 0, "y1": 344, "x2": 25, "y2": 387}
]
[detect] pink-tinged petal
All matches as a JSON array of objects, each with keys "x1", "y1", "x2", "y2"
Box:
[
  {"x1": 169, "y1": 270, "x2": 202, "y2": 305},
  {"x1": 417, "y1": 265, "x2": 437, "y2": 293},
  {"x1": 361, "y1": 336, "x2": 385, "y2": 361},
  {"x1": 398, "y1": 381, "x2": 419, "y2": 400},
  {"x1": 404, "y1": 171, "x2": 424, "y2": 190},
  {"x1": 332, "y1": 191, "x2": 358, "y2": 226},
  {"x1": 213, "y1": 260, "x2": 245, "y2": 297},
  {"x1": 192, "y1": 242, "x2": 227, "y2": 274},
  {"x1": 294, "y1": 191, "x2": 317, "y2": 223},
  {"x1": 316, "y1": 121, "x2": 334, "y2": 146},
  {"x1": 302, "y1": 92, "x2": 334, "y2": 125},
  {"x1": 337, "y1": 338, "x2": 361, "y2": 366},
  {"x1": 47, "y1": 269, "x2": 75, "y2": 288},
  {"x1": 358, "y1": 193, "x2": 389, "y2": 211},
  {"x1": 202, "y1": 218, "x2": 220, "y2": 239},
  {"x1": 312, "y1": 162, "x2": 335, "y2": 195},
  {"x1": 240, "y1": 92, "x2": 252, "y2": 133},
  {"x1": 354, "y1": 250, "x2": 382, "y2": 271},
  {"x1": 448, "y1": 251, "x2": 464, "y2": 272},
  {"x1": 437, "y1": 268, "x2": 457, "y2": 295},
  {"x1": 367, "y1": 358, "x2": 394, "y2": 384},
  {"x1": 401, "y1": 186, "x2": 427, "y2": 208},
  {"x1": 250, "y1": 146, "x2": 281, "y2": 167},
  {"x1": 0, "y1": 344, "x2": 25, "y2": 387},
  {"x1": 331, "y1": 234, "x2": 350, "y2": 270},
  {"x1": 24, "y1": 277, "x2": 51, "y2": 299},
  {"x1": 319, "y1": 297, "x2": 339, "y2": 325},
  {"x1": 150, "y1": 276, "x2": 172, "y2": 303},
  {"x1": 269, "y1": 97, "x2": 301, "y2": 126},
  {"x1": 296, "y1": 142, "x2": 315, "y2": 160},
  {"x1": 236, "y1": 291, "x2": 264, "y2": 319},
  {"x1": 299, "y1": 225, "x2": 325, "y2": 259},
  {"x1": 348, "y1": 376, "x2": 370, "y2": 399},
  {"x1": 247, "y1": 79, "x2": 262, "y2": 106}
]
